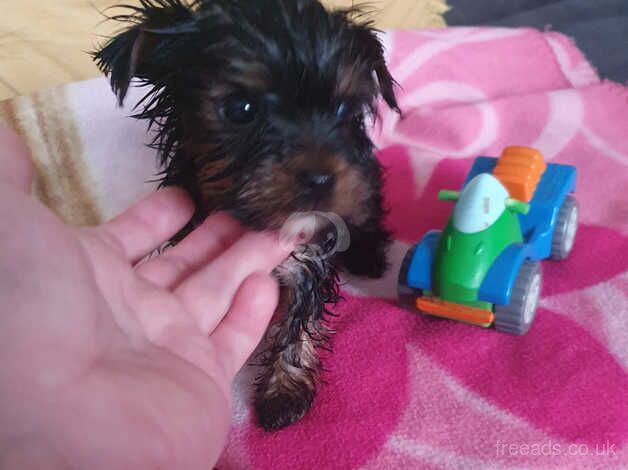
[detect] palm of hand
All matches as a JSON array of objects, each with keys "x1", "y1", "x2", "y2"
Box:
[{"x1": 0, "y1": 127, "x2": 289, "y2": 468}]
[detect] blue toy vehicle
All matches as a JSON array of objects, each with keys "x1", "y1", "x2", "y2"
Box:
[{"x1": 398, "y1": 146, "x2": 578, "y2": 335}]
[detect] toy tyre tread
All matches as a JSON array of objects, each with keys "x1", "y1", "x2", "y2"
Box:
[
  {"x1": 551, "y1": 195, "x2": 578, "y2": 260},
  {"x1": 494, "y1": 260, "x2": 541, "y2": 335},
  {"x1": 398, "y1": 245, "x2": 422, "y2": 311}
]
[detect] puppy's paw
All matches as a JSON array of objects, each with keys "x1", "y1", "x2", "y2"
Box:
[
  {"x1": 254, "y1": 392, "x2": 313, "y2": 431},
  {"x1": 337, "y1": 222, "x2": 391, "y2": 278},
  {"x1": 340, "y1": 245, "x2": 388, "y2": 278}
]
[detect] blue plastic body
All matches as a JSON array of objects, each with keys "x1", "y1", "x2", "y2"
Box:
[
  {"x1": 406, "y1": 156, "x2": 576, "y2": 307},
  {"x1": 406, "y1": 230, "x2": 441, "y2": 291}
]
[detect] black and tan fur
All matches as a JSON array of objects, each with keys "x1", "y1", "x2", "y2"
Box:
[{"x1": 94, "y1": 0, "x2": 398, "y2": 430}]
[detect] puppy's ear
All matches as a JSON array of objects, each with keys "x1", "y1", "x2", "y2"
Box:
[
  {"x1": 370, "y1": 42, "x2": 400, "y2": 114},
  {"x1": 347, "y1": 17, "x2": 400, "y2": 113},
  {"x1": 93, "y1": 1, "x2": 196, "y2": 105}
]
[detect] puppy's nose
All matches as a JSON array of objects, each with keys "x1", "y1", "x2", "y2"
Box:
[{"x1": 298, "y1": 172, "x2": 336, "y2": 195}]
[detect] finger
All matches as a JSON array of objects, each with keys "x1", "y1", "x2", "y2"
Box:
[
  {"x1": 97, "y1": 187, "x2": 194, "y2": 262},
  {"x1": 136, "y1": 212, "x2": 245, "y2": 288},
  {"x1": 175, "y1": 231, "x2": 292, "y2": 334},
  {"x1": 208, "y1": 272, "x2": 279, "y2": 379},
  {"x1": 0, "y1": 125, "x2": 33, "y2": 192}
]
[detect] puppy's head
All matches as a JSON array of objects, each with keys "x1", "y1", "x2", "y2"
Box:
[{"x1": 95, "y1": 0, "x2": 399, "y2": 229}]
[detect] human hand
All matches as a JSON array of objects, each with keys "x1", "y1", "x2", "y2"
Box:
[{"x1": 0, "y1": 125, "x2": 291, "y2": 469}]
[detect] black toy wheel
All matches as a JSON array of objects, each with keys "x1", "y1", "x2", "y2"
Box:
[
  {"x1": 398, "y1": 244, "x2": 422, "y2": 311},
  {"x1": 494, "y1": 260, "x2": 542, "y2": 335},
  {"x1": 550, "y1": 195, "x2": 578, "y2": 260}
]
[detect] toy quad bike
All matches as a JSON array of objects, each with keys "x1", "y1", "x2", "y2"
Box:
[{"x1": 398, "y1": 146, "x2": 578, "y2": 335}]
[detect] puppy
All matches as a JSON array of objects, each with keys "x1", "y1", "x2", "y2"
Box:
[{"x1": 94, "y1": 0, "x2": 399, "y2": 430}]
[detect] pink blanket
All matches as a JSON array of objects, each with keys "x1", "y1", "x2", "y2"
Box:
[
  {"x1": 219, "y1": 28, "x2": 628, "y2": 469},
  {"x1": 2, "y1": 26, "x2": 626, "y2": 470}
]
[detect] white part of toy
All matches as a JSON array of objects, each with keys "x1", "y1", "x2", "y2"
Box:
[{"x1": 452, "y1": 173, "x2": 509, "y2": 234}]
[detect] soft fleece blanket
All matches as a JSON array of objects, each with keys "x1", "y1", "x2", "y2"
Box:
[{"x1": 1, "y1": 27, "x2": 627, "y2": 469}]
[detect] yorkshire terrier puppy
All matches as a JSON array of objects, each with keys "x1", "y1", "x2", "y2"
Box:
[{"x1": 94, "y1": 0, "x2": 399, "y2": 430}]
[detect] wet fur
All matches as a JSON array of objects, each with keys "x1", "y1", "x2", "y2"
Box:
[{"x1": 94, "y1": 0, "x2": 398, "y2": 430}]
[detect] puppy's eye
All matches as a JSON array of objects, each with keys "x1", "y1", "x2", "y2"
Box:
[
  {"x1": 336, "y1": 101, "x2": 348, "y2": 118},
  {"x1": 221, "y1": 93, "x2": 257, "y2": 124},
  {"x1": 336, "y1": 100, "x2": 361, "y2": 120}
]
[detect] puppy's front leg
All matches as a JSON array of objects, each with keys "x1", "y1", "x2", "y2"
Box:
[
  {"x1": 337, "y1": 175, "x2": 392, "y2": 279},
  {"x1": 254, "y1": 246, "x2": 337, "y2": 431},
  {"x1": 254, "y1": 315, "x2": 321, "y2": 431},
  {"x1": 338, "y1": 218, "x2": 391, "y2": 279}
]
